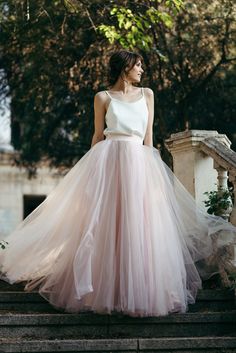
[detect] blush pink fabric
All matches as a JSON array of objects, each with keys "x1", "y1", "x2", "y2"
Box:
[{"x1": 0, "y1": 89, "x2": 236, "y2": 317}]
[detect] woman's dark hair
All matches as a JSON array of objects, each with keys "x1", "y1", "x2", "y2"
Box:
[{"x1": 108, "y1": 50, "x2": 143, "y2": 86}]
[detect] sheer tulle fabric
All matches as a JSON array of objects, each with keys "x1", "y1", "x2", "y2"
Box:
[{"x1": 0, "y1": 137, "x2": 236, "y2": 317}]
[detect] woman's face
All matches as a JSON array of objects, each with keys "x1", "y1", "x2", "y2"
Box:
[{"x1": 124, "y1": 59, "x2": 144, "y2": 83}]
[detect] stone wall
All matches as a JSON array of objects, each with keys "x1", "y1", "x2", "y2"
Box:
[{"x1": 0, "y1": 151, "x2": 63, "y2": 238}]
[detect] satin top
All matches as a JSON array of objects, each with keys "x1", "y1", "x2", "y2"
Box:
[{"x1": 103, "y1": 88, "x2": 149, "y2": 140}]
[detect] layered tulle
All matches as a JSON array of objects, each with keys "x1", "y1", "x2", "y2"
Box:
[{"x1": 0, "y1": 135, "x2": 236, "y2": 317}]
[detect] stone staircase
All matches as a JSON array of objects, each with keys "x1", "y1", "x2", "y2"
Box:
[{"x1": 0, "y1": 280, "x2": 235, "y2": 352}]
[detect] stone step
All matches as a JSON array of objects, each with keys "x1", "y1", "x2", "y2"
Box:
[
  {"x1": 0, "y1": 291, "x2": 58, "y2": 312},
  {"x1": 0, "y1": 337, "x2": 236, "y2": 352},
  {"x1": 0, "y1": 311, "x2": 235, "y2": 339},
  {"x1": 188, "y1": 289, "x2": 236, "y2": 312},
  {"x1": 0, "y1": 286, "x2": 234, "y2": 312},
  {"x1": 0, "y1": 280, "x2": 24, "y2": 291}
]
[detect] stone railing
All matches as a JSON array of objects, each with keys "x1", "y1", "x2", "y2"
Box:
[
  {"x1": 165, "y1": 130, "x2": 236, "y2": 226},
  {"x1": 200, "y1": 137, "x2": 236, "y2": 225}
]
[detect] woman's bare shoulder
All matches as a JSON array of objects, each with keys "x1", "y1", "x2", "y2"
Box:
[
  {"x1": 94, "y1": 90, "x2": 108, "y2": 102},
  {"x1": 143, "y1": 87, "x2": 154, "y2": 97}
]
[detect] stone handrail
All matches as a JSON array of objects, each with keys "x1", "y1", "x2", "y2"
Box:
[{"x1": 200, "y1": 137, "x2": 236, "y2": 174}]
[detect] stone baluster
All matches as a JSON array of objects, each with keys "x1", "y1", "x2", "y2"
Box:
[
  {"x1": 213, "y1": 162, "x2": 232, "y2": 221},
  {"x1": 214, "y1": 163, "x2": 228, "y2": 190}
]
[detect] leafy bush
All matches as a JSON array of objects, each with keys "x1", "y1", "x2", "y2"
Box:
[{"x1": 203, "y1": 187, "x2": 233, "y2": 216}]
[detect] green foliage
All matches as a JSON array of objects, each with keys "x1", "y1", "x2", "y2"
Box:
[
  {"x1": 0, "y1": 0, "x2": 100, "y2": 170},
  {"x1": 98, "y1": 1, "x2": 184, "y2": 50},
  {"x1": 203, "y1": 187, "x2": 233, "y2": 216}
]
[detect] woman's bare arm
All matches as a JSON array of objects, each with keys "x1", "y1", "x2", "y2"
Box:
[
  {"x1": 91, "y1": 92, "x2": 107, "y2": 148},
  {"x1": 143, "y1": 88, "x2": 154, "y2": 147}
]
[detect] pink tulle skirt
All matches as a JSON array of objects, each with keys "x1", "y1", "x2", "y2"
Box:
[{"x1": 0, "y1": 135, "x2": 236, "y2": 317}]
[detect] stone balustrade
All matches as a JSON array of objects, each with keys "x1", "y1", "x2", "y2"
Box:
[
  {"x1": 165, "y1": 129, "x2": 236, "y2": 275},
  {"x1": 165, "y1": 130, "x2": 236, "y2": 226},
  {"x1": 200, "y1": 137, "x2": 236, "y2": 225}
]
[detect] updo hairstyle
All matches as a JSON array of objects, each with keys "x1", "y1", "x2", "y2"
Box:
[{"x1": 108, "y1": 50, "x2": 143, "y2": 86}]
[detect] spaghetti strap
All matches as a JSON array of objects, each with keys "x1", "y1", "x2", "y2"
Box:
[
  {"x1": 105, "y1": 90, "x2": 113, "y2": 99},
  {"x1": 141, "y1": 87, "x2": 144, "y2": 97}
]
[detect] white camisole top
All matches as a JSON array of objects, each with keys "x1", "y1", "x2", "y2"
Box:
[{"x1": 103, "y1": 87, "x2": 149, "y2": 141}]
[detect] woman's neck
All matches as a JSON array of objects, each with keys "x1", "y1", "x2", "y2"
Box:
[{"x1": 111, "y1": 77, "x2": 134, "y2": 95}]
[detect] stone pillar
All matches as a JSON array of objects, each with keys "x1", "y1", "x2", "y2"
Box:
[
  {"x1": 0, "y1": 110, "x2": 14, "y2": 152},
  {"x1": 0, "y1": 152, "x2": 22, "y2": 238},
  {"x1": 164, "y1": 130, "x2": 231, "y2": 208},
  {"x1": 0, "y1": 112, "x2": 16, "y2": 237}
]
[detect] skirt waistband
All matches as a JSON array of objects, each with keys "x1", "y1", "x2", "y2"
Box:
[{"x1": 105, "y1": 134, "x2": 143, "y2": 144}]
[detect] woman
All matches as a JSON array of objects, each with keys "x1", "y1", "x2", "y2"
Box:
[
  {"x1": 91, "y1": 51, "x2": 153, "y2": 148},
  {"x1": 0, "y1": 50, "x2": 236, "y2": 317}
]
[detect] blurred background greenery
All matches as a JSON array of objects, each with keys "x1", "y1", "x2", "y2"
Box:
[{"x1": 0, "y1": 0, "x2": 235, "y2": 173}]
